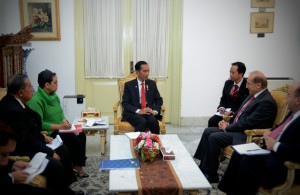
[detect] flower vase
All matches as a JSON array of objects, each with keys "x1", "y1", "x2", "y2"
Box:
[
  {"x1": 22, "y1": 48, "x2": 34, "y2": 75},
  {"x1": 134, "y1": 132, "x2": 161, "y2": 162}
]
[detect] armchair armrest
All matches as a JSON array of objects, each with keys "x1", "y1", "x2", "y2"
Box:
[
  {"x1": 285, "y1": 161, "x2": 300, "y2": 169},
  {"x1": 9, "y1": 156, "x2": 30, "y2": 162},
  {"x1": 245, "y1": 128, "x2": 270, "y2": 143}
]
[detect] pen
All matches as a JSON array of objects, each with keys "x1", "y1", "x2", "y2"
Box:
[{"x1": 246, "y1": 149, "x2": 260, "y2": 152}]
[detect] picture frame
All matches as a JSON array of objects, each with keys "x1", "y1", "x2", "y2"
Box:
[
  {"x1": 20, "y1": 0, "x2": 60, "y2": 40},
  {"x1": 251, "y1": 0, "x2": 275, "y2": 8},
  {"x1": 250, "y1": 12, "x2": 274, "y2": 33}
]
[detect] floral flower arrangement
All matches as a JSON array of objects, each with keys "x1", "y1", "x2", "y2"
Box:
[
  {"x1": 134, "y1": 132, "x2": 160, "y2": 162},
  {"x1": 31, "y1": 8, "x2": 49, "y2": 31}
]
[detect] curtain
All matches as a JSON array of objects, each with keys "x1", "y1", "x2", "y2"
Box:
[
  {"x1": 133, "y1": 0, "x2": 169, "y2": 78},
  {"x1": 83, "y1": 0, "x2": 123, "y2": 78},
  {"x1": 83, "y1": 0, "x2": 169, "y2": 78}
]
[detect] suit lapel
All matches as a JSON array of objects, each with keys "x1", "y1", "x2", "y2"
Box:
[{"x1": 134, "y1": 79, "x2": 139, "y2": 103}]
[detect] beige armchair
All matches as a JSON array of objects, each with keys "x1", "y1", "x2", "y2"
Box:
[
  {"x1": 113, "y1": 72, "x2": 166, "y2": 135},
  {"x1": 222, "y1": 86, "x2": 290, "y2": 159},
  {"x1": 258, "y1": 161, "x2": 300, "y2": 195}
]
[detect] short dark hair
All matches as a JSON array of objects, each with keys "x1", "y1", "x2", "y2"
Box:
[
  {"x1": 38, "y1": 69, "x2": 56, "y2": 88},
  {"x1": 232, "y1": 62, "x2": 246, "y2": 76},
  {"x1": 0, "y1": 121, "x2": 17, "y2": 146},
  {"x1": 7, "y1": 74, "x2": 28, "y2": 95},
  {"x1": 135, "y1": 61, "x2": 148, "y2": 71}
]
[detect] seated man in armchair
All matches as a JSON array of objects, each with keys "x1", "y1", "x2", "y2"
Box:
[
  {"x1": 0, "y1": 121, "x2": 54, "y2": 195},
  {"x1": 218, "y1": 82, "x2": 300, "y2": 195},
  {"x1": 121, "y1": 61, "x2": 163, "y2": 134},
  {"x1": 194, "y1": 71, "x2": 277, "y2": 183}
]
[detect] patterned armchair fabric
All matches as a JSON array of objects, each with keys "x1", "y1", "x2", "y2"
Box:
[{"x1": 113, "y1": 72, "x2": 166, "y2": 135}]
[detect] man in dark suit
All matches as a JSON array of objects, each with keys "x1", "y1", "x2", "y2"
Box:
[
  {"x1": 122, "y1": 61, "x2": 163, "y2": 134},
  {"x1": 208, "y1": 62, "x2": 249, "y2": 127},
  {"x1": 194, "y1": 71, "x2": 277, "y2": 183},
  {"x1": 218, "y1": 82, "x2": 300, "y2": 195},
  {"x1": 0, "y1": 74, "x2": 82, "y2": 195},
  {"x1": 0, "y1": 121, "x2": 54, "y2": 195}
]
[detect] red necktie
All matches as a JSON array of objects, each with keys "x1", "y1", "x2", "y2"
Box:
[
  {"x1": 233, "y1": 96, "x2": 255, "y2": 123},
  {"x1": 141, "y1": 82, "x2": 146, "y2": 109},
  {"x1": 230, "y1": 84, "x2": 239, "y2": 100},
  {"x1": 269, "y1": 114, "x2": 294, "y2": 139}
]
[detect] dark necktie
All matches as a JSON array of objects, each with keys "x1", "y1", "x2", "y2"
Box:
[
  {"x1": 233, "y1": 96, "x2": 255, "y2": 123},
  {"x1": 269, "y1": 114, "x2": 294, "y2": 139},
  {"x1": 141, "y1": 82, "x2": 146, "y2": 109},
  {"x1": 230, "y1": 84, "x2": 239, "y2": 100}
]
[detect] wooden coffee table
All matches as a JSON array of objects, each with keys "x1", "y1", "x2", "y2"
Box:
[{"x1": 109, "y1": 134, "x2": 211, "y2": 194}]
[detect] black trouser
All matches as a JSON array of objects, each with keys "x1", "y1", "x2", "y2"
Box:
[
  {"x1": 127, "y1": 114, "x2": 160, "y2": 134},
  {"x1": 51, "y1": 131, "x2": 86, "y2": 166}
]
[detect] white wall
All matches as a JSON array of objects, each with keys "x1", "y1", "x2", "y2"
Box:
[
  {"x1": 0, "y1": 0, "x2": 75, "y2": 101},
  {"x1": 182, "y1": 0, "x2": 300, "y2": 121}
]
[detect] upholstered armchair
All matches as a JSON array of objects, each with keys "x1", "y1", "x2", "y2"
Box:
[
  {"x1": 222, "y1": 86, "x2": 290, "y2": 159},
  {"x1": 113, "y1": 72, "x2": 166, "y2": 135},
  {"x1": 258, "y1": 161, "x2": 300, "y2": 195}
]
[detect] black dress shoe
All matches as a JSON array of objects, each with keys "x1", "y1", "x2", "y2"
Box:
[
  {"x1": 204, "y1": 174, "x2": 219, "y2": 183},
  {"x1": 74, "y1": 169, "x2": 89, "y2": 178},
  {"x1": 79, "y1": 172, "x2": 89, "y2": 178}
]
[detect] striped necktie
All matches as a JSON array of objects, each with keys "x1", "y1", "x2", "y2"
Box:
[
  {"x1": 269, "y1": 113, "x2": 294, "y2": 139},
  {"x1": 233, "y1": 96, "x2": 255, "y2": 123}
]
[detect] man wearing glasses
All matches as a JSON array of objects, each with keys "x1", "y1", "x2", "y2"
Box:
[{"x1": 194, "y1": 71, "x2": 277, "y2": 183}]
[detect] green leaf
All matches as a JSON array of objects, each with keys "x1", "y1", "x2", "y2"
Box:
[{"x1": 141, "y1": 151, "x2": 146, "y2": 162}]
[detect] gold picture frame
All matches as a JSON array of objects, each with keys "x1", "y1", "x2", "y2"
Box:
[
  {"x1": 250, "y1": 12, "x2": 274, "y2": 33},
  {"x1": 20, "y1": 0, "x2": 60, "y2": 40},
  {"x1": 251, "y1": 0, "x2": 275, "y2": 8}
]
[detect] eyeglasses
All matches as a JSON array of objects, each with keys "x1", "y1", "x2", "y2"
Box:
[
  {"x1": 246, "y1": 82, "x2": 256, "y2": 85},
  {"x1": 51, "y1": 81, "x2": 58, "y2": 85}
]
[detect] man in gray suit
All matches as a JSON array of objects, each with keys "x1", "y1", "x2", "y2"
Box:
[{"x1": 194, "y1": 71, "x2": 277, "y2": 183}]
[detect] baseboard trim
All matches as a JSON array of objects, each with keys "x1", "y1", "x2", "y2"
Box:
[{"x1": 180, "y1": 116, "x2": 209, "y2": 127}]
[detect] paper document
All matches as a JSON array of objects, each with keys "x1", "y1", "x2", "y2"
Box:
[
  {"x1": 23, "y1": 152, "x2": 49, "y2": 183},
  {"x1": 232, "y1": 142, "x2": 270, "y2": 155},
  {"x1": 25, "y1": 159, "x2": 48, "y2": 184},
  {"x1": 46, "y1": 135, "x2": 63, "y2": 150},
  {"x1": 85, "y1": 118, "x2": 105, "y2": 127},
  {"x1": 125, "y1": 132, "x2": 140, "y2": 139},
  {"x1": 215, "y1": 108, "x2": 231, "y2": 116},
  {"x1": 59, "y1": 124, "x2": 82, "y2": 133}
]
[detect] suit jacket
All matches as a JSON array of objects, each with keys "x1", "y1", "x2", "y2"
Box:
[
  {"x1": 264, "y1": 112, "x2": 300, "y2": 185},
  {"x1": 122, "y1": 78, "x2": 163, "y2": 120},
  {"x1": 226, "y1": 89, "x2": 277, "y2": 133},
  {"x1": 0, "y1": 95, "x2": 54, "y2": 158},
  {"x1": 218, "y1": 78, "x2": 249, "y2": 113}
]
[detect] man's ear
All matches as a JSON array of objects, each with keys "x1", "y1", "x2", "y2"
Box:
[{"x1": 18, "y1": 89, "x2": 24, "y2": 97}]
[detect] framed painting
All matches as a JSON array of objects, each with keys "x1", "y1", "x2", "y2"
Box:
[
  {"x1": 250, "y1": 12, "x2": 274, "y2": 33},
  {"x1": 20, "y1": 0, "x2": 60, "y2": 40},
  {"x1": 251, "y1": 0, "x2": 275, "y2": 8}
]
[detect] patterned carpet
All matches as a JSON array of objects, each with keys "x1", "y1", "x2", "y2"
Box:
[{"x1": 70, "y1": 155, "x2": 229, "y2": 195}]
